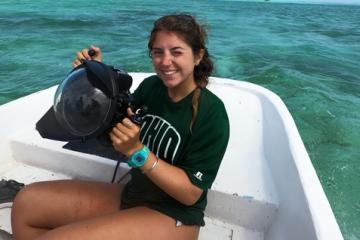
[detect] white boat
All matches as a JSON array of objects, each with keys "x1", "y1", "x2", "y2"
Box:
[{"x1": 0, "y1": 73, "x2": 343, "y2": 240}]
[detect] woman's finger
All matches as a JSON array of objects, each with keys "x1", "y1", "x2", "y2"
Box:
[
  {"x1": 111, "y1": 125, "x2": 122, "y2": 137},
  {"x1": 122, "y1": 118, "x2": 133, "y2": 128},
  {"x1": 113, "y1": 122, "x2": 137, "y2": 139},
  {"x1": 81, "y1": 49, "x2": 91, "y2": 60},
  {"x1": 72, "y1": 59, "x2": 82, "y2": 68},
  {"x1": 76, "y1": 51, "x2": 86, "y2": 61},
  {"x1": 111, "y1": 128, "x2": 130, "y2": 142},
  {"x1": 90, "y1": 45, "x2": 100, "y2": 52},
  {"x1": 89, "y1": 45, "x2": 103, "y2": 62},
  {"x1": 109, "y1": 132, "x2": 121, "y2": 145}
]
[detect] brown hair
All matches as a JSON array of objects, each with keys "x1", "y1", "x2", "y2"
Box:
[{"x1": 148, "y1": 14, "x2": 214, "y2": 131}]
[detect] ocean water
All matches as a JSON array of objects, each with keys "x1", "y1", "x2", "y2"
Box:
[{"x1": 0, "y1": 0, "x2": 359, "y2": 238}]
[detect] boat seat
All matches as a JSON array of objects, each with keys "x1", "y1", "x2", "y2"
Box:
[{"x1": 204, "y1": 79, "x2": 279, "y2": 232}]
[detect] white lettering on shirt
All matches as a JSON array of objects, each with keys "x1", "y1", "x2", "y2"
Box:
[{"x1": 141, "y1": 114, "x2": 181, "y2": 164}]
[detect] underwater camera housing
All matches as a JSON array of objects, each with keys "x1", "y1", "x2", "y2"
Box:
[{"x1": 36, "y1": 59, "x2": 145, "y2": 146}]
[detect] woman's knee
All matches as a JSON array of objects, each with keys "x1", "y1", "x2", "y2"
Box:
[
  {"x1": 12, "y1": 182, "x2": 43, "y2": 212},
  {"x1": 11, "y1": 182, "x2": 48, "y2": 234}
]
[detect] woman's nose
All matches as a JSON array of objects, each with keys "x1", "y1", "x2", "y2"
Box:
[{"x1": 160, "y1": 52, "x2": 173, "y2": 66}]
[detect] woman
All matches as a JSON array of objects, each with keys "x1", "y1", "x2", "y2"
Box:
[{"x1": 11, "y1": 14, "x2": 229, "y2": 240}]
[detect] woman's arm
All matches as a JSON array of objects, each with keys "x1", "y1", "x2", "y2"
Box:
[
  {"x1": 110, "y1": 114, "x2": 203, "y2": 206},
  {"x1": 141, "y1": 153, "x2": 203, "y2": 206}
]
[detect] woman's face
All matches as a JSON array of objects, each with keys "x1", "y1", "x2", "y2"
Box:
[{"x1": 151, "y1": 31, "x2": 203, "y2": 93}]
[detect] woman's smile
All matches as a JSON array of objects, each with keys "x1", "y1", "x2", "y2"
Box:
[
  {"x1": 161, "y1": 69, "x2": 178, "y2": 77},
  {"x1": 151, "y1": 31, "x2": 203, "y2": 99}
]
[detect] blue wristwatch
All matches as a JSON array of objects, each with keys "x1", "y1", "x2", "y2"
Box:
[{"x1": 127, "y1": 146, "x2": 150, "y2": 168}]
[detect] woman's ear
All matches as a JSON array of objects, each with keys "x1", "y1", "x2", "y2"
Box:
[{"x1": 195, "y1": 49, "x2": 205, "y2": 66}]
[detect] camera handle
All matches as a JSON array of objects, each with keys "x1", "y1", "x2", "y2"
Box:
[
  {"x1": 88, "y1": 48, "x2": 96, "y2": 57},
  {"x1": 131, "y1": 105, "x2": 148, "y2": 125}
]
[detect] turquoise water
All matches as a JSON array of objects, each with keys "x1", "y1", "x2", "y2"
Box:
[{"x1": 0, "y1": 0, "x2": 359, "y2": 238}]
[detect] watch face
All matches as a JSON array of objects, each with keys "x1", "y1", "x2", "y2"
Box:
[
  {"x1": 135, "y1": 155, "x2": 144, "y2": 163},
  {"x1": 129, "y1": 146, "x2": 150, "y2": 168}
]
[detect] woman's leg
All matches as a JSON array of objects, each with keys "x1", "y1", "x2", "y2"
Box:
[
  {"x1": 11, "y1": 180, "x2": 122, "y2": 240},
  {"x1": 11, "y1": 180, "x2": 200, "y2": 240},
  {"x1": 35, "y1": 207, "x2": 199, "y2": 240}
]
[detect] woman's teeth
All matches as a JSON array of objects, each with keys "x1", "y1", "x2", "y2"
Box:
[{"x1": 163, "y1": 70, "x2": 177, "y2": 76}]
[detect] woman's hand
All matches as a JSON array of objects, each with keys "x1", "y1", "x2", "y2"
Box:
[
  {"x1": 72, "y1": 45, "x2": 103, "y2": 68},
  {"x1": 110, "y1": 108, "x2": 143, "y2": 157}
]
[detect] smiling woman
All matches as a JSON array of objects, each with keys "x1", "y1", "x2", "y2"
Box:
[
  {"x1": 1, "y1": 0, "x2": 359, "y2": 238},
  {"x1": 10, "y1": 14, "x2": 230, "y2": 240}
]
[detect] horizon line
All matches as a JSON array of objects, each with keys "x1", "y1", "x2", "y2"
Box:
[{"x1": 223, "y1": 0, "x2": 360, "y2": 6}]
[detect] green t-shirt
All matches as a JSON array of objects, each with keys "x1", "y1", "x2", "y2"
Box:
[{"x1": 121, "y1": 75, "x2": 229, "y2": 226}]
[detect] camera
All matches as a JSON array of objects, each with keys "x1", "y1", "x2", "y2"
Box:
[{"x1": 36, "y1": 60, "x2": 145, "y2": 146}]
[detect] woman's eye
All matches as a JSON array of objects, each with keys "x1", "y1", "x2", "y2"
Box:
[
  {"x1": 151, "y1": 50, "x2": 163, "y2": 57},
  {"x1": 172, "y1": 51, "x2": 183, "y2": 56}
]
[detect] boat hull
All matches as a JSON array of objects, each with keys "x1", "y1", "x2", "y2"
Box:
[{"x1": 0, "y1": 73, "x2": 343, "y2": 240}]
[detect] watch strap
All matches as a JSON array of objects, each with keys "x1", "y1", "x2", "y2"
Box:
[{"x1": 127, "y1": 145, "x2": 150, "y2": 168}]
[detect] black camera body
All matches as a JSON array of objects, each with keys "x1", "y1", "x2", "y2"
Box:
[{"x1": 36, "y1": 60, "x2": 145, "y2": 146}]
